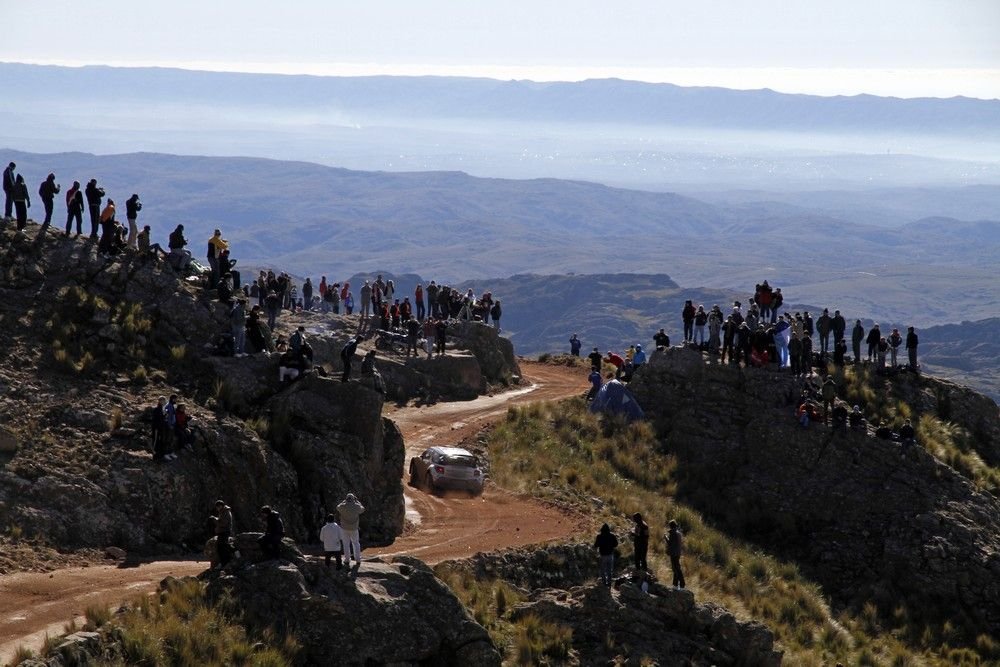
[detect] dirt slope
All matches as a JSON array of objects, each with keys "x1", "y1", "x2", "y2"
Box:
[{"x1": 0, "y1": 360, "x2": 584, "y2": 664}]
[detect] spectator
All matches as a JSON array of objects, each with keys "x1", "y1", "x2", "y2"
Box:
[
  {"x1": 38, "y1": 173, "x2": 60, "y2": 226},
  {"x1": 594, "y1": 523, "x2": 618, "y2": 586},
  {"x1": 2, "y1": 162, "x2": 15, "y2": 219},
  {"x1": 851, "y1": 320, "x2": 865, "y2": 364},
  {"x1": 586, "y1": 366, "x2": 602, "y2": 401},
  {"x1": 167, "y1": 224, "x2": 192, "y2": 271},
  {"x1": 569, "y1": 334, "x2": 582, "y2": 357},
  {"x1": 341, "y1": 336, "x2": 360, "y2": 381},
  {"x1": 435, "y1": 319, "x2": 448, "y2": 356},
  {"x1": 84, "y1": 179, "x2": 105, "y2": 239},
  {"x1": 258, "y1": 506, "x2": 285, "y2": 561},
  {"x1": 231, "y1": 298, "x2": 247, "y2": 357},
  {"x1": 337, "y1": 493, "x2": 365, "y2": 570},
  {"x1": 906, "y1": 327, "x2": 919, "y2": 371},
  {"x1": 151, "y1": 396, "x2": 169, "y2": 462},
  {"x1": 65, "y1": 181, "x2": 84, "y2": 236},
  {"x1": 821, "y1": 376, "x2": 836, "y2": 423},
  {"x1": 12, "y1": 175, "x2": 30, "y2": 230},
  {"x1": 125, "y1": 194, "x2": 142, "y2": 248},
  {"x1": 653, "y1": 328, "x2": 670, "y2": 349},
  {"x1": 888, "y1": 328, "x2": 903, "y2": 368},
  {"x1": 214, "y1": 500, "x2": 234, "y2": 568},
  {"x1": 682, "y1": 300, "x2": 696, "y2": 343},
  {"x1": 490, "y1": 299, "x2": 502, "y2": 331},
  {"x1": 632, "y1": 513, "x2": 649, "y2": 571},
  {"x1": 588, "y1": 347, "x2": 602, "y2": 371},
  {"x1": 666, "y1": 519, "x2": 685, "y2": 589},
  {"x1": 320, "y1": 513, "x2": 344, "y2": 569}
]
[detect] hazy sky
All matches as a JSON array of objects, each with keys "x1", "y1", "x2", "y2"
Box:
[{"x1": 2, "y1": 0, "x2": 999, "y2": 98}]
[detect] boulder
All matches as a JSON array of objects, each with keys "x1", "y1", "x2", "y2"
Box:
[
  {"x1": 447, "y1": 321, "x2": 520, "y2": 385},
  {"x1": 205, "y1": 555, "x2": 501, "y2": 666}
]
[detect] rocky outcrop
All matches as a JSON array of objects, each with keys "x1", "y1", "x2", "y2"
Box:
[
  {"x1": 514, "y1": 581, "x2": 781, "y2": 666},
  {"x1": 448, "y1": 543, "x2": 601, "y2": 590},
  {"x1": 630, "y1": 347, "x2": 1000, "y2": 633},
  {"x1": 205, "y1": 554, "x2": 502, "y2": 666},
  {"x1": 448, "y1": 321, "x2": 521, "y2": 386},
  {"x1": 269, "y1": 375, "x2": 405, "y2": 543},
  {"x1": 0, "y1": 226, "x2": 405, "y2": 554}
]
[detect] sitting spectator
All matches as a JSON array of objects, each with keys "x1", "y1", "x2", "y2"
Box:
[
  {"x1": 875, "y1": 421, "x2": 893, "y2": 440},
  {"x1": 258, "y1": 506, "x2": 285, "y2": 561},
  {"x1": 168, "y1": 224, "x2": 192, "y2": 271},
  {"x1": 848, "y1": 405, "x2": 866, "y2": 431}
]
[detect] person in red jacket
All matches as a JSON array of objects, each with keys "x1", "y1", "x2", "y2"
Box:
[{"x1": 604, "y1": 351, "x2": 625, "y2": 379}]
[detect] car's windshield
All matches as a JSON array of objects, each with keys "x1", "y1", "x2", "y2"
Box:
[{"x1": 443, "y1": 455, "x2": 478, "y2": 467}]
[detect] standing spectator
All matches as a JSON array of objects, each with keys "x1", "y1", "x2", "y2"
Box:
[
  {"x1": 666, "y1": 520, "x2": 686, "y2": 589},
  {"x1": 588, "y1": 347, "x2": 603, "y2": 371},
  {"x1": 888, "y1": 328, "x2": 903, "y2": 368},
  {"x1": 415, "y1": 284, "x2": 425, "y2": 320},
  {"x1": 258, "y1": 506, "x2": 285, "y2": 561},
  {"x1": 151, "y1": 396, "x2": 169, "y2": 462},
  {"x1": 569, "y1": 334, "x2": 582, "y2": 357},
  {"x1": 851, "y1": 320, "x2": 865, "y2": 364},
  {"x1": 65, "y1": 181, "x2": 84, "y2": 236},
  {"x1": 84, "y1": 179, "x2": 104, "y2": 239},
  {"x1": 38, "y1": 173, "x2": 60, "y2": 226},
  {"x1": 906, "y1": 327, "x2": 919, "y2": 371},
  {"x1": 426, "y1": 281, "x2": 439, "y2": 318},
  {"x1": 682, "y1": 300, "x2": 696, "y2": 343},
  {"x1": 831, "y1": 310, "x2": 846, "y2": 343},
  {"x1": 360, "y1": 280, "x2": 372, "y2": 324},
  {"x1": 816, "y1": 309, "x2": 832, "y2": 356},
  {"x1": 214, "y1": 500, "x2": 234, "y2": 568},
  {"x1": 2, "y1": 162, "x2": 16, "y2": 219},
  {"x1": 594, "y1": 523, "x2": 618, "y2": 586},
  {"x1": 302, "y1": 278, "x2": 313, "y2": 311},
  {"x1": 207, "y1": 229, "x2": 228, "y2": 288},
  {"x1": 125, "y1": 194, "x2": 142, "y2": 248},
  {"x1": 337, "y1": 493, "x2": 365, "y2": 569},
  {"x1": 345, "y1": 291, "x2": 354, "y2": 315},
  {"x1": 340, "y1": 336, "x2": 360, "y2": 381},
  {"x1": 320, "y1": 513, "x2": 344, "y2": 569},
  {"x1": 231, "y1": 298, "x2": 247, "y2": 356},
  {"x1": 12, "y1": 175, "x2": 30, "y2": 230},
  {"x1": 632, "y1": 513, "x2": 649, "y2": 571},
  {"x1": 490, "y1": 299, "x2": 502, "y2": 331},
  {"x1": 265, "y1": 290, "x2": 280, "y2": 330},
  {"x1": 435, "y1": 319, "x2": 448, "y2": 356},
  {"x1": 694, "y1": 306, "x2": 708, "y2": 347},
  {"x1": 866, "y1": 324, "x2": 881, "y2": 362},
  {"x1": 406, "y1": 317, "x2": 421, "y2": 357}
]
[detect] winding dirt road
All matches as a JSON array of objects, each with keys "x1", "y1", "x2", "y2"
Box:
[{"x1": 0, "y1": 360, "x2": 584, "y2": 664}]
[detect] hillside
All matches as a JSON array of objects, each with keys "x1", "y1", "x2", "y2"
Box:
[{"x1": 5, "y1": 150, "x2": 1000, "y2": 330}]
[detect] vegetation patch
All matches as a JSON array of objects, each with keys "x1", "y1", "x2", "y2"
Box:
[{"x1": 472, "y1": 398, "x2": 996, "y2": 666}]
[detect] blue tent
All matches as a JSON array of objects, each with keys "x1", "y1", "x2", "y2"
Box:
[{"x1": 589, "y1": 380, "x2": 644, "y2": 422}]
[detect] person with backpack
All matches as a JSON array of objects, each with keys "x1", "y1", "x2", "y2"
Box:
[
  {"x1": 631, "y1": 513, "x2": 649, "y2": 572},
  {"x1": 64, "y1": 181, "x2": 84, "y2": 236},
  {"x1": 38, "y1": 173, "x2": 60, "y2": 226},
  {"x1": 125, "y1": 194, "x2": 142, "y2": 248},
  {"x1": 258, "y1": 506, "x2": 285, "y2": 561},
  {"x1": 84, "y1": 179, "x2": 104, "y2": 238},
  {"x1": 12, "y1": 175, "x2": 30, "y2": 230},
  {"x1": 666, "y1": 519, "x2": 685, "y2": 589},
  {"x1": 320, "y1": 513, "x2": 344, "y2": 569},
  {"x1": 341, "y1": 336, "x2": 360, "y2": 382},
  {"x1": 2, "y1": 162, "x2": 16, "y2": 220},
  {"x1": 888, "y1": 328, "x2": 903, "y2": 368}
]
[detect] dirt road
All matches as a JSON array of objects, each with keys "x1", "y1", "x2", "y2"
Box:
[{"x1": 0, "y1": 360, "x2": 584, "y2": 664}]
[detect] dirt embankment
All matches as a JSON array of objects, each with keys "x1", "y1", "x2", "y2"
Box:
[{"x1": 0, "y1": 360, "x2": 585, "y2": 664}]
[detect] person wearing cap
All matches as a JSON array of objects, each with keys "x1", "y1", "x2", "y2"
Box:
[
  {"x1": 214, "y1": 500, "x2": 234, "y2": 567},
  {"x1": 337, "y1": 493, "x2": 365, "y2": 569}
]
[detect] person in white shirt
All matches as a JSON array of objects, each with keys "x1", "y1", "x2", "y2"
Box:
[{"x1": 319, "y1": 513, "x2": 344, "y2": 570}]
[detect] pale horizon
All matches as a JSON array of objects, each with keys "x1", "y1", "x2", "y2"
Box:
[{"x1": 7, "y1": 58, "x2": 1000, "y2": 101}]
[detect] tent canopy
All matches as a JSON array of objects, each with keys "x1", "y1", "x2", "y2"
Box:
[{"x1": 589, "y1": 379, "x2": 644, "y2": 422}]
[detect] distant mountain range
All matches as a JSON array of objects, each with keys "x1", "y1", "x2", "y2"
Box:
[
  {"x1": 4, "y1": 63, "x2": 999, "y2": 135},
  {"x1": 4, "y1": 149, "x2": 997, "y2": 331}
]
